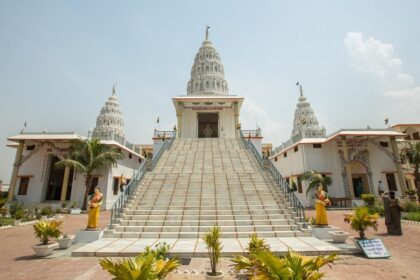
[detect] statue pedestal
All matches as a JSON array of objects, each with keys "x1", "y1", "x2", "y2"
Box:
[
  {"x1": 74, "y1": 229, "x2": 103, "y2": 243},
  {"x1": 311, "y1": 226, "x2": 340, "y2": 240}
]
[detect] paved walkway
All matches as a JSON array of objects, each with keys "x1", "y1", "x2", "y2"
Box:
[
  {"x1": 0, "y1": 210, "x2": 419, "y2": 280},
  {"x1": 72, "y1": 236, "x2": 339, "y2": 257}
]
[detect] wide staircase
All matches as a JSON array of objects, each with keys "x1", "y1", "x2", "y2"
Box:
[{"x1": 103, "y1": 138, "x2": 309, "y2": 239}]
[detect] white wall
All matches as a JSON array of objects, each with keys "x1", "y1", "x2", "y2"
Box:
[
  {"x1": 270, "y1": 137, "x2": 403, "y2": 207},
  {"x1": 11, "y1": 141, "x2": 141, "y2": 210}
]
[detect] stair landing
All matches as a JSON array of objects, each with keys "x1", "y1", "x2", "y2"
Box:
[{"x1": 72, "y1": 236, "x2": 340, "y2": 257}]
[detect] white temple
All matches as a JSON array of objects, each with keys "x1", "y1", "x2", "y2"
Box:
[
  {"x1": 291, "y1": 84, "x2": 326, "y2": 140},
  {"x1": 92, "y1": 85, "x2": 125, "y2": 141},
  {"x1": 6, "y1": 87, "x2": 144, "y2": 209},
  {"x1": 173, "y1": 28, "x2": 243, "y2": 139}
]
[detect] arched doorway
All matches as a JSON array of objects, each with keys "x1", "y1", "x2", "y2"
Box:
[{"x1": 347, "y1": 160, "x2": 370, "y2": 198}]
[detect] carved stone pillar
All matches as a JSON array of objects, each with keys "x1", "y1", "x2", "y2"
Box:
[
  {"x1": 341, "y1": 137, "x2": 355, "y2": 198},
  {"x1": 390, "y1": 136, "x2": 407, "y2": 194},
  {"x1": 8, "y1": 140, "x2": 25, "y2": 201}
]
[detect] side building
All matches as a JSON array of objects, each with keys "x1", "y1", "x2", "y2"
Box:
[
  {"x1": 270, "y1": 86, "x2": 406, "y2": 207},
  {"x1": 6, "y1": 87, "x2": 145, "y2": 209}
]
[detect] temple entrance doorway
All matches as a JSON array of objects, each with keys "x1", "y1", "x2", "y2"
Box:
[
  {"x1": 348, "y1": 160, "x2": 370, "y2": 198},
  {"x1": 45, "y1": 156, "x2": 73, "y2": 201},
  {"x1": 198, "y1": 113, "x2": 218, "y2": 138}
]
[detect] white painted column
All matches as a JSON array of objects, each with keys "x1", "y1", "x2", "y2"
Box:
[
  {"x1": 60, "y1": 166, "x2": 71, "y2": 202},
  {"x1": 8, "y1": 140, "x2": 24, "y2": 201},
  {"x1": 390, "y1": 136, "x2": 407, "y2": 195}
]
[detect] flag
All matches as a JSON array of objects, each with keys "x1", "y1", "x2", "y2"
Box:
[{"x1": 157, "y1": 117, "x2": 160, "y2": 124}]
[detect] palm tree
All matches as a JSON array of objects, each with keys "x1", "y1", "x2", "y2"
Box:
[
  {"x1": 301, "y1": 170, "x2": 332, "y2": 196},
  {"x1": 400, "y1": 141, "x2": 420, "y2": 201},
  {"x1": 56, "y1": 138, "x2": 123, "y2": 210}
]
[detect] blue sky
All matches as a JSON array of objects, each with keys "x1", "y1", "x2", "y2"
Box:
[{"x1": 1, "y1": 0, "x2": 419, "y2": 182}]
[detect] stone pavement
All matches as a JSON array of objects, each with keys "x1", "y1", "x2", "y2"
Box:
[
  {"x1": 72, "y1": 236, "x2": 339, "y2": 257},
  {"x1": 0, "y1": 210, "x2": 419, "y2": 280}
]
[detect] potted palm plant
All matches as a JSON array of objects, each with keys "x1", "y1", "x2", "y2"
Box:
[
  {"x1": 344, "y1": 206, "x2": 379, "y2": 239},
  {"x1": 32, "y1": 220, "x2": 62, "y2": 256},
  {"x1": 57, "y1": 233, "x2": 75, "y2": 249},
  {"x1": 99, "y1": 242, "x2": 179, "y2": 279},
  {"x1": 231, "y1": 234, "x2": 336, "y2": 279},
  {"x1": 203, "y1": 226, "x2": 224, "y2": 280}
]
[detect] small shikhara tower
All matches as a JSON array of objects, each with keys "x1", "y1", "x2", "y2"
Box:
[
  {"x1": 291, "y1": 84, "x2": 326, "y2": 140},
  {"x1": 92, "y1": 85, "x2": 125, "y2": 141},
  {"x1": 173, "y1": 28, "x2": 243, "y2": 138}
]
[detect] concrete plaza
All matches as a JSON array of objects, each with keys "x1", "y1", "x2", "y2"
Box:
[{"x1": 0, "y1": 210, "x2": 419, "y2": 280}]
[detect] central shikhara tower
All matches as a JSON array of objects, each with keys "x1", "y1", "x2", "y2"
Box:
[{"x1": 173, "y1": 28, "x2": 243, "y2": 138}]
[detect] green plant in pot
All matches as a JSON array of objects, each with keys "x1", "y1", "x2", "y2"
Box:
[
  {"x1": 32, "y1": 220, "x2": 63, "y2": 256},
  {"x1": 203, "y1": 226, "x2": 223, "y2": 279},
  {"x1": 344, "y1": 206, "x2": 379, "y2": 239},
  {"x1": 40, "y1": 206, "x2": 53, "y2": 219},
  {"x1": 99, "y1": 242, "x2": 179, "y2": 279},
  {"x1": 13, "y1": 208, "x2": 25, "y2": 226},
  {"x1": 231, "y1": 234, "x2": 336, "y2": 279}
]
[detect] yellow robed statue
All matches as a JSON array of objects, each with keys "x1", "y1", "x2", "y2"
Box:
[
  {"x1": 87, "y1": 187, "x2": 103, "y2": 230},
  {"x1": 314, "y1": 186, "x2": 331, "y2": 226}
]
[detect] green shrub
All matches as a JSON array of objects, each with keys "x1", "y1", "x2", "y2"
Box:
[
  {"x1": 14, "y1": 209, "x2": 25, "y2": 220},
  {"x1": 0, "y1": 217, "x2": 14, "y2": 227},
  {"x1": 9, "y1": 202, "x2": 24, "y2": 217},
  {"x1": 401, "y1": 200, "x2": 420, "y2": 213},
  {"x1": 141, "y1": 242, "x2": 170, "y2": 260},
  {"x1": 33, "y1": 220, "x2": 63, "y2": 245},
  {"x1": 403, "y1": 212, "x2": 420, "y2": 222},
  {"x1": 40, "y1": 206, "x2": 53, "y2": 217},
  {"x1": 361, "y1": 194, "x2": 376, "y2": 206},
  {"x1": 0, "y1": 197, "x2": 7, "y2": 208}
]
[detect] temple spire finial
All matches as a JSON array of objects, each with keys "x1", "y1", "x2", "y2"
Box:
[
  {"x1": 112, "y1": 82, "x2": 117, "y2": 95},
  {"x1": 205, "y1": 26, "x2": 210, "y2": 40},
  {"x1": 296, "y1": 82, "x2": 303, "y2": 97}
]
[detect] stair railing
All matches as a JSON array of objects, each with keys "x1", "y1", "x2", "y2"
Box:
[
  {"x1": 240, "y1": 131, "x2": 307, "y2": 229},
  {"x1": 109, "y1": 131, "x2": 176, "y2": 226},
  {"x1": 110, "y1": 160, "x2": 147, "y2": 225},
  {"x1": 151, "y1": 133, "x2": 176, "y2": 168}
]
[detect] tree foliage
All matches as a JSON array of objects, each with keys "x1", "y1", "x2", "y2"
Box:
[
  {"x1": 56, "y1": 138, "x2": 123, "y2": 209},
  {"x1": 300, "y1": 170, "x2": 332, "y2": 196}
]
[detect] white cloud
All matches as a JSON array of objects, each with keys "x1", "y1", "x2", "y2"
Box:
[
  {"x1": 344, "y1": 32, "x2": 418, "y2": 98},
  {"x1": 241, "y1": 99, "x2": 284, "y2": 144}
]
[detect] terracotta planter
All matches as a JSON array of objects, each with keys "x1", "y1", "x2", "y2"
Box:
[
  {"x1": 57, "y1": 235, "x2": 75, "y2": 249},
  {"x1": 32, "y1": 243, "x2": 58, "y2": 257},
  {"x1": 329, "y1": 231, "x2": 350, "y2": 243},
  {"x1": 205, "y1": 272, "x2": 224, "y2": 280}
]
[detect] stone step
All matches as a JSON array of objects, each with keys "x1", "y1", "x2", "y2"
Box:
[
  {"x1": 124, "y1": 209, "x2": 289, "y2": 216},
  {"x1": 115, "y1": 224, "x2": 298, "y2": 233},
  {"x1": 105, "y1": 230, "x2": 309, "y2": 239},
  {"x1": 119, "y1": 219, "x2": 293, "y2": 227},
  {"x1": 121, "y1": 213, "x2": 292, "y2": 221},
  {"x1": 126, "y1": 204, "x2": 287, "y2": 210}
]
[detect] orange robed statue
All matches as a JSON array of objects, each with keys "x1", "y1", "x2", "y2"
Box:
[
  {"x1": 314, "y1": 186, "x2": 330, "y2": 226},
  {"x1": 87, "y1": 187, "x2": 103, "y2": 230}
]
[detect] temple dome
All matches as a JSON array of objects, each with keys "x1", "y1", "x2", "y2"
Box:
[
  {"x1": 187, "y1": 28, "x2": 229, "y2": 96},
  {"x1": 291, "y1": 85, "x2": 326, "y2": 139},
  {"x1": 92, "y1": 86, "x2": 125, "y2": 140}
]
